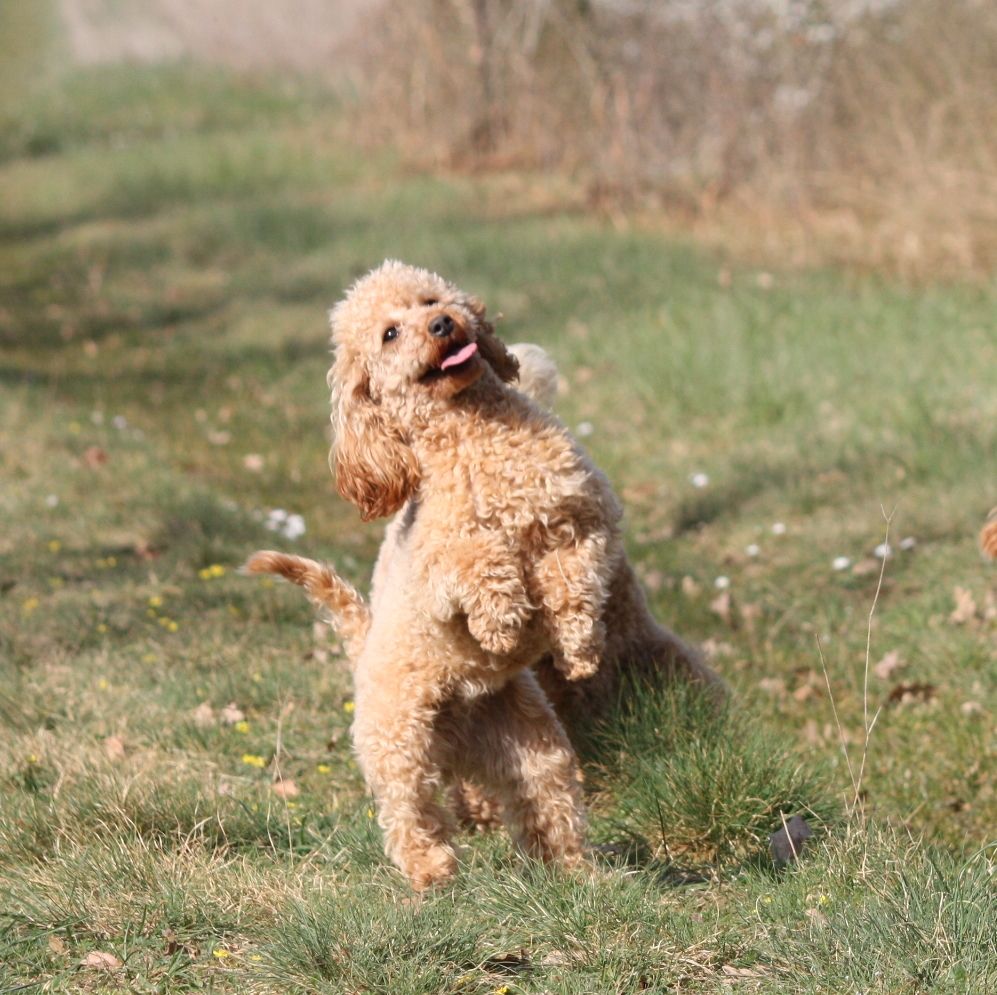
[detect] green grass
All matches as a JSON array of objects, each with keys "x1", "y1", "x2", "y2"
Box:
[{"x1": 1, "y1": 10, "x2": 995, "y2": 993}]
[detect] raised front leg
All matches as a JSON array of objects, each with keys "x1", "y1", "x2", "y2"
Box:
[
  {"x1": 352, "y1": 677, "x2": 457, "y2": 890},
  {"x1": 425, "y1": 532, "x2": 533, "y2": 656},
  {"x1": 532, "y1": 531, "x2": 613, "y2": 681}
]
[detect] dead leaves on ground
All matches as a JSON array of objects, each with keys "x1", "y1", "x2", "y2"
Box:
[
  {"x1": 949, "y1": 585, "x2": 996, "y2": 625},
  {"x1": 81, "y1": 950, "x2": 122, "y2": 970}
]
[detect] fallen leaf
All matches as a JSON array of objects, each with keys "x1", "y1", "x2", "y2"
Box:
[
  {"x1": 887, "y1": 682, "x2": 937, "y2": 706},
  {"x1": 769, "y1": 814, "x2": 813, "y2": 865},
  {"x1": 163, "y1": 928, "x2": 198, "y2": 957},
  {"x1": 133, "y1": 539, "x2": 160, "y2": 560},
  {"x1": 220, "y1": 703, "x2": 245, "y2": 725},
  {"x1": 802, "y1": 719, "x2": 822, "y2": 745},
  {"x1": 721, "y1": 963, "x2": 766, "y2": 978},
  {"x1": 83, "y1": 446, "x2": 109, "y2": 469},
  {"x1": 681, "y1": 575, "x2": 702, "y2": 598},
  {"x1": 851, "y1": 558, "x2": 880, "y2": 576},
  {"x1": 701, "y1": 638, "x2": 735, "y2": 659},
  {"x1": 82, "y1": 951, "x2": 122, "y2": 970},
  {"x1": 541, "y1": 950, "x2": 570, "y2": 967},
  {"x1": 272, "y1": 778, "x2": 300, "y2": 799},
  {"x1": 984, "y1": 590, "x2": 996, "y2": 621},
  {"x1": 709, "y1": 590, "x2": 733, "y2": 624},
  {"x1": 873, "y1": 650, "x2": 905, "y2": 681},
  {"x1": 103, "y1": 735, "x2": 126, "y2": 762},
  {"x1": 739, "y1": 602, "x2": 762, "y2": 631},
  {"x1": 950, "y1": 586, "x2": 977, "y2": 624},
  {"x1": 192, "y1": 702, "x2": 215, "y2": 727}
]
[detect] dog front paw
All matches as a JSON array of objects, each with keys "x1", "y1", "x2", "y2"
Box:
[{"x1": 468, "y1": 608, "x2": 525, "y2": 655}]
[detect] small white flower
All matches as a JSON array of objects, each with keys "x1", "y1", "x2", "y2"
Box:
[
  {"x1": 714, "y1": 575, "x2": 731, "y2": 590},
  {"x1": 745, "y1": 543, "x2": 760, "y2": 558},
  {"x1": 264, "y1": 509, "x2": 288, "y2": 531},
  {"x1": 899, "y1": 536, "x2": 916, "y2": 551},
  {"x1": 112, "y1": 415, "x2": 128, "y2": 430},
  {"x1": 874, "y1": 543, "x2": 892, "y2": 559},
  {"x1": 690, "y1": 472, "x2": 710, "y2": 489},
  {"x1": 575, "y1": 421, "x2": 594, "y2": 438},
  {"x1": 282, "y1": 514, "x2": 306, "y2": 540},
  {"x1": 771, "y1": 522, "x2": 787, "y2": 535},
  {"x1": 45, "y1": 494, "x2": 59, "y2": 508},
  {"x1": 832, "y1": 556, "x2": 851, "y2": 571}
]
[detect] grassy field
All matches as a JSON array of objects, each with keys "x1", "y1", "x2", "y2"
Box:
[{"x1": 2, "y1": 10, "x2": 995, "y2": 994}]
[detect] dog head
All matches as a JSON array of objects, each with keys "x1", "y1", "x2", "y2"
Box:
[{"x1": 328, "y1": 260, "x2": 519, "y2": 520}]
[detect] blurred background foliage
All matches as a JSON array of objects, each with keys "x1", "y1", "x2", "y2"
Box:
[{"x1": 39, "y1": 0, "x2": 997, "y2": 280}]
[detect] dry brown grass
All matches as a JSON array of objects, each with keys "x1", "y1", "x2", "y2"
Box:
[{"x1": 345, "y1": 0, "x2": 997, "y2": 279}]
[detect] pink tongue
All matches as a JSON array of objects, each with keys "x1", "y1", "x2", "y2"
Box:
[{"x1": 439, "y1": 341, "x2": 478, "y2": 370}]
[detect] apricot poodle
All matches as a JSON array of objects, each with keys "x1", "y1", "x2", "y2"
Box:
[{"x1": 249, "y1": 260, "x2": 721, "y2": 889}]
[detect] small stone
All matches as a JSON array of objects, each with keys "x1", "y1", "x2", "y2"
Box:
[{"x1": 769, "y1": 815, "x2": 813, "y2": 865}]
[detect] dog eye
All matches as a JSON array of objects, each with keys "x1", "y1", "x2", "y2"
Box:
[
  {"x1": 382, "y1": 326, "x2": 399, "y2": 343},
  {"x1": 423, "y1": 298, "x2": 438, "y2": 307}
]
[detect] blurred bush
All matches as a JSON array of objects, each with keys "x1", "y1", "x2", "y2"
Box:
[{"x1": 345, "y1": 0, "x2": 997, "y2": 277}]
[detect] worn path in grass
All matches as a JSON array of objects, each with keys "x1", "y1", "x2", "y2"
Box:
[{"x1": 1, "y1": 13, "x2": 995, "y2": 994}]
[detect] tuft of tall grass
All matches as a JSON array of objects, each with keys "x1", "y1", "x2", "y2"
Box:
[{"x1": 589, "y1": 681, "x2": 838, "y2": 864}]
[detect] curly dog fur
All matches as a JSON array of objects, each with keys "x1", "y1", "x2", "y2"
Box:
[{"x1": 249, "y1": 260, "x2": 721, "y2": 888}]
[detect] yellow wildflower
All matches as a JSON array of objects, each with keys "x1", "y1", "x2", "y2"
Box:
[
  {"x1": 234, "y1": 720, "x2": 250, "y2": 734},
  {"x1": 366, "y1": 807, "x2": 375, "y2": 819},
  {"x1": 342, "y1": 701, "x2": 355, "y2": 714},
  {"x1": 212, "y1": 949, "x2": 231, "y2": 959},
  {"x1": 148, "y1": 595, "x2": 163, "y2": 608},
  {"x1": 21, "y1": 597, "x2": 39, "y2": 616},
  {"x1": 48, "y1": 540, "x2": 62, "y2": 553},
  {"x1": 316, "y1": 764, "x2": 331, "y2": 774},
  {"x1": 96, "y1": 623, "x2": 108, "y2": 634},
  {"x1": 199, "y1": 564, "x2": 226, "y2": 580},
  {"x1": 242, "y1": 754, "x2": 266, "y2": 768}
]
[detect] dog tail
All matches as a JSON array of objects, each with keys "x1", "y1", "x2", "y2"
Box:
[
  {"x1": 509, "y1": 342, "x2": 559, "y2": 409},
  {"x1": 245, "y1": 550, "x2": 370, "y2": 657}
]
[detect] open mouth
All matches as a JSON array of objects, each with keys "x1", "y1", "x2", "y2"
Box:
[{"x1": 420, "y1": 340, "x2": 479, "y2": 381}]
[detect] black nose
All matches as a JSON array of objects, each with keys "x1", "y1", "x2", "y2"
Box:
[{"x1": 428, "y1": 313, "x2": 454, "y2": 338}]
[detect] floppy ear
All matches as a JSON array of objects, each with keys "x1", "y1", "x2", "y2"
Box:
[
  {"x1": 467, "y1": 296, "x2": 519, "y2": 384},
  {"x1": 329, "y1": 360, "x2": 420, "y2": 522}
]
